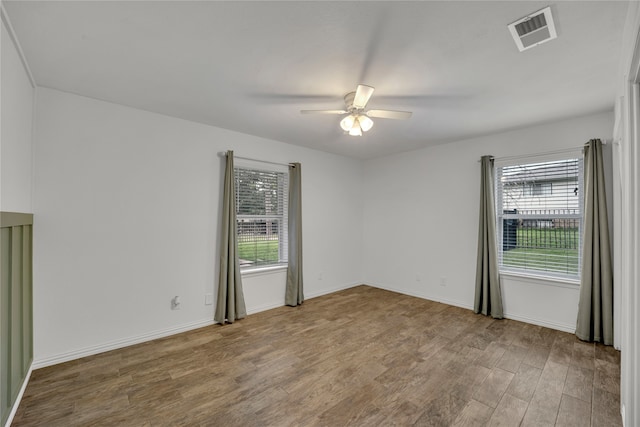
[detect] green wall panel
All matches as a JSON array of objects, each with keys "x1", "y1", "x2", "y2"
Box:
[
  {"x1": 10, "y1": 226, "x2": 24, "y2": 401},
  {"x1": 1, "y1": 227, "x2": 11, "y2": 424},
  {"x1": 0, "y1": 213, "x2": 33, "y2": 426},
  {"x1": 22, "y1": 226, "x2": 33, "y2": 373}
]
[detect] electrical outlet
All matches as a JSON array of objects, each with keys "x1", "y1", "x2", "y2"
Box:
[
  {"x1": 205, "y1": 293, "x2": 213, "y2": 305},
  {"x1": 440, "y1": 277, "x2": 447, "y2": 287},
  {"x1": 171, "y1": 296, "x2": 181, "y2": 310},
  {"x1": 318, "y1": 272, "x2": 323, "y2": 280},
  {"x1": 416, "y1": 275, "x2": 421, "y2": 282}
]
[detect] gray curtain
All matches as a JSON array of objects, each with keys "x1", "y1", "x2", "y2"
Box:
[
  {"x1": 576, "y1": 139, "x2": 613, "y2": 344},
  {"x1": 285, "y1": 163, "x2": 304, "y2": 306},
  {"x1": 214, "y1": 150, "x2": 247, "y2": 324},
  {"x1": 474, "y1": 155, "x2": 504, "y2": 319}
]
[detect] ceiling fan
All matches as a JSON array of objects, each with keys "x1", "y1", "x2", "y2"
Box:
[{"x1": 300, "y1": 84, "x2": 412, "y2": 136}]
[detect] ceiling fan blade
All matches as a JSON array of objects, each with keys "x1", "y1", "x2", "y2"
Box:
[
  {"x1": 367, "y1": 109, "x2": 412, "y2": 120},
  {"x1": 300, "y1": 110, "x2": 347, "y2": 115},
  {"x1": 352, "y1": 85, "x2": 375, "y2": 109}
]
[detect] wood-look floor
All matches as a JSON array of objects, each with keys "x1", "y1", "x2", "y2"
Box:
[{"x1": 13, "y1": 285, "x2": 621, "y2": 426}]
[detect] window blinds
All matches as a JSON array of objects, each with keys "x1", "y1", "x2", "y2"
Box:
[{"x1": 496, "y1": 158, "x2": 583, "y2": 279}]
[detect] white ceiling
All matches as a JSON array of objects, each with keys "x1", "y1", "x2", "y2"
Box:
[{"x1": 3, "y1": 1, "x2": 630, "y2": 159}]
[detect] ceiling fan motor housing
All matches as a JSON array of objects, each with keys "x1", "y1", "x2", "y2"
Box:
[{"x1": 344, "y1": 92, "x2": 357, "y2": 111}]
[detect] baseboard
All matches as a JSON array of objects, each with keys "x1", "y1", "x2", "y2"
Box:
[
  {"x1": 502, "y1": 312, "x2": 575, "y2": 333},
  {"x1": 246, "y1": 282, "x2": 360, "y2": 314},
  {"x1": 31, "y1": 282, "x2": 576, "y2": 370},
  {"x1": 32, "y1": 282, "x2": 361, "y2": 370},
  {"x1": 32, "y1": 319, "x2": 214, "y2": 369},
  {"x1": 364, "y1": 282, "x2": 576, "y2": 333},
  {"x1": 305, "y1": 282, "x2": 362, "y2": 299},
  {"x1": 365, "y1": 282, "x2": 474, "y2": 311},
  {"x1": 246, "y1": 302, "x2": 285, "y2": 315},
  {"x1": 3, "y1": 362, "x2": 33, "y2": 427}
]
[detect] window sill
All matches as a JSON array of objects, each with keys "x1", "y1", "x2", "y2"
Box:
[
  {"x1": 241, "y1": 264, "x2": 288, "y2": 277},
  {"x1": 499, "y1": 270, "x2": 580, "y2": 289}
]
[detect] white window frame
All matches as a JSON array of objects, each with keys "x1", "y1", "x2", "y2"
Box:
[
  {"x1": 495, "y1": 152, "x2": 584, "y2": 282},
  {"x1": 234, "y1": 159, "x2": 288, "y2": 272}
]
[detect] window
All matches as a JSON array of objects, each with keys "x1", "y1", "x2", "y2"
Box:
[
  {"x1": 235, "y1": 166, "x2": 288, "y2": 269},
  {"x1": 496, "y1": 157, "x2": 583, "y2": 280}
]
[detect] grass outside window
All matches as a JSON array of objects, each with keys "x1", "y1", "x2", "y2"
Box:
[
  {"x1": 238, "y1": 239, "x2": 280, "y2": 267},
  {"x1": 501, "y1": 228, "x2": 580, "y2": 277}
]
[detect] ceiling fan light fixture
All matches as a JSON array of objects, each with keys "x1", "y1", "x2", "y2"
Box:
[
  {"x1": 349, "y1": 120, "x2": 363, "y2": 136},
  {"x1": 340, "y1": 114, "x2": 356, "y2": 131},
  {"x1": 359, "y1": 115, "x2": 374, "y2": 132}
]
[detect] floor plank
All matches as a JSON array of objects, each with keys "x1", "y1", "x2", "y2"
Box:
[
  {"x1": 487, "y1": 393, "x2": 528, "y2": 426},
  {"x1": 505, "y1": 363, "x2": 542, "y2": 402},
  {"x1": 555, "y1": 394, "x2": 591, "y2": 427}
]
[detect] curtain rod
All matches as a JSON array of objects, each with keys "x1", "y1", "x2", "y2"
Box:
[
  {"x1": 218, "y1": 152, "x2": 294, "y2": 167},
  {"x1": 480, "y1": 139, "x2": 613, "y2": 163}
]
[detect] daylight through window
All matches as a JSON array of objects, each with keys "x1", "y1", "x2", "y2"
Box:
[
  {"x1": 496, "y1": 157, "x2": 583, "y2": 280},
  {"x1": 235, "y1": 167, "x2": 288, "y2": 269}
]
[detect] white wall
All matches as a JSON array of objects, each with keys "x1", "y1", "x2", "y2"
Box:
[
  {"x1": 362, "y1": 111, "x2": 614, "y2": 333},
  {"x1": 1, "y1": 17, "x2": 34, "y2": 212},
  {"x1": 32, "y1": 87, "x2": 363, "y2": 366}
]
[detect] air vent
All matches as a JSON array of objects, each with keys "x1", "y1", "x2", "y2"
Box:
[{"x1": 508, "y1": 7, "x2": 557, "y2": 52}]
